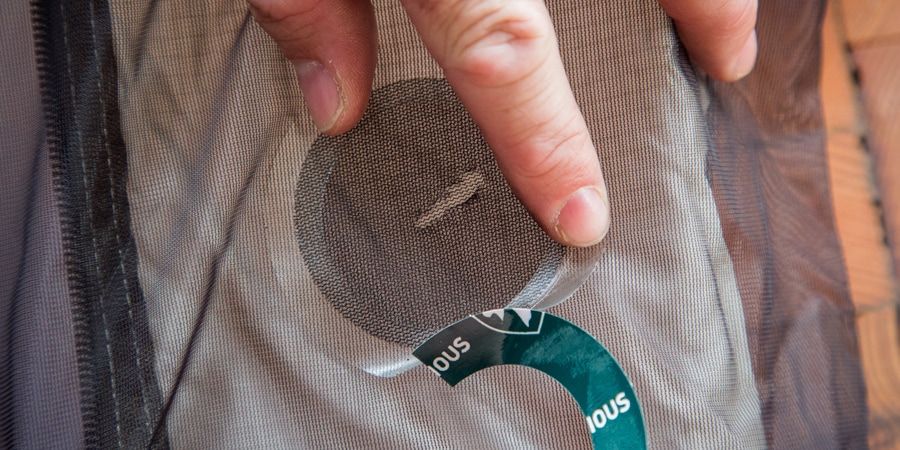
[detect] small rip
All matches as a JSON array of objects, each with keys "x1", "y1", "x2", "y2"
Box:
[{"x1": 415, "y1": 171, "x2": 485, "y2": 229}]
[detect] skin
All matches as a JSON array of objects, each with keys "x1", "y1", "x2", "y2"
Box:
[{"x1": 248, "y1": 0, "x2": 758, "y2": 247}]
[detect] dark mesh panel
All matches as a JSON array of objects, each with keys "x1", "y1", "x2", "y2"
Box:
[
  {"x1": 25, "y1": 0, "x2": 168, "y2": 447},
  {"x1": 705, "y1": 0, "x2": 867, "y2": 447}
]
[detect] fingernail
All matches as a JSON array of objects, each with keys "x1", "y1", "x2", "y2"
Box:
[
  {"x1": 294, "y1": 60, "x2": 342, "y2": 132},
  {"x1": 730, "y1": 30, "x2": 758, "y2": 80},
  {"x1": 555, "y1": 186, "x2": 610, "y2": 247}
]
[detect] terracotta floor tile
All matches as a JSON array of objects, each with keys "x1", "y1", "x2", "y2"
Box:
[
  {"x1": 822, "y1": 3, "x2": 900, "y2": 447},
  {"x1": 838, "y1": 0, "x2": 900, "y2": 45},
  {"x1": 854, "y1": 42, "x2": 900, "y2": 286},
  {"x1": 822, "y1": 5, "x2": 864, "y2": 134}
]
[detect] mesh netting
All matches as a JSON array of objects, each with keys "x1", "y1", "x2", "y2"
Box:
[
  {"x1": 1, "y1": 0, "x2": 870, "y2": 448},
  {"x1": 296, "y1": 78, "x2": 561, "y2": 347}
]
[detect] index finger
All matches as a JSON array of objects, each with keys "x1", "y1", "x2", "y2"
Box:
[{"x1": 400, "y1": 0, "x2": 610, "y2": 247}]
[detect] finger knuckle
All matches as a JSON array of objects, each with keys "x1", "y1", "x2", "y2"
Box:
[
  {"x1": 247, "y1": 0, "x2": 323, "y2": 24},
  {"x1": 439, "y1": 1, "x2": 552, "y2": 85},
  {"x1": 710, "y1": 0, "x2": 758, "y2": 38}
]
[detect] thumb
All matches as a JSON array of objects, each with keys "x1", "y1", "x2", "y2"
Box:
[
  {"x1": 400, "y1": 0, "x2": 609, "y2": 246},
  {"x1": 657, "y1": 0, "x2": 758, "y2": 81},
  {"x1": 248, "y1": 0, "x2": 377, "y2": 134}
]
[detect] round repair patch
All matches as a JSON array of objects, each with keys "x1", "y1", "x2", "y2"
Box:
[{"x1": 294, "y1": 78, "x2": 602, "y2": 356}]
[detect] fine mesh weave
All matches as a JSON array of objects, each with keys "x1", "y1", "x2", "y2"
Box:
[
  {"x1": 0, "y1": 0, "x2": 83, "y2": 446},
  {"x1": 113, "y1": 0, "x2": 766, "y2": 447},
  {"x1": 296, "y1": 78, "x2": 561, "y2": 347},
  {"x1": 0, "y1": 0, "x2": 868, "y2": 448},
  {"x1": 705, "y1": 0, "x2": 867, "y2": 446}
]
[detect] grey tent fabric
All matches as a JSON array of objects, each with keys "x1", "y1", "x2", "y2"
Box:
[
  {"x1": 0, "y1": 0, "x2": 867, "y2": 448},
  {"x1": 0, "y1": 0, "x2": 83, "y2": 447},
  {"x1": 110, "y1": 0, "x2": 764, "y2": 447}
]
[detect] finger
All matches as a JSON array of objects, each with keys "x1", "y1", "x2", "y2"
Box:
[
  {"x1": 400, "y1": 0, "x2": 609, "y2": 247},
  {"x1": 657, "y1": 0, "x2": 758, "y2": 81},
  {"x1": 248, "y1": 0, "x2": 377, "y2": 134}
]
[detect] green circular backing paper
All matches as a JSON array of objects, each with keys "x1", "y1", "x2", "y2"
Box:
[{"x1": 413, "y1": 308, "x2": 646, "y2": 449}]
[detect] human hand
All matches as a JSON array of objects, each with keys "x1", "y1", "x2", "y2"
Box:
[{"x1": 248, "y1": 0, "x2": 758, "y2": 247}]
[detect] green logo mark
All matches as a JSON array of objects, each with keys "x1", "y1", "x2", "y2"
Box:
[{"x1": 413, "y1": 309, "x2": 646, "y2": 449}]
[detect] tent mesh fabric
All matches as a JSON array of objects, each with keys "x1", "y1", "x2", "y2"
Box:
[{"x1": 1, "y1": 0, "x2": 867, "y2": 448}]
